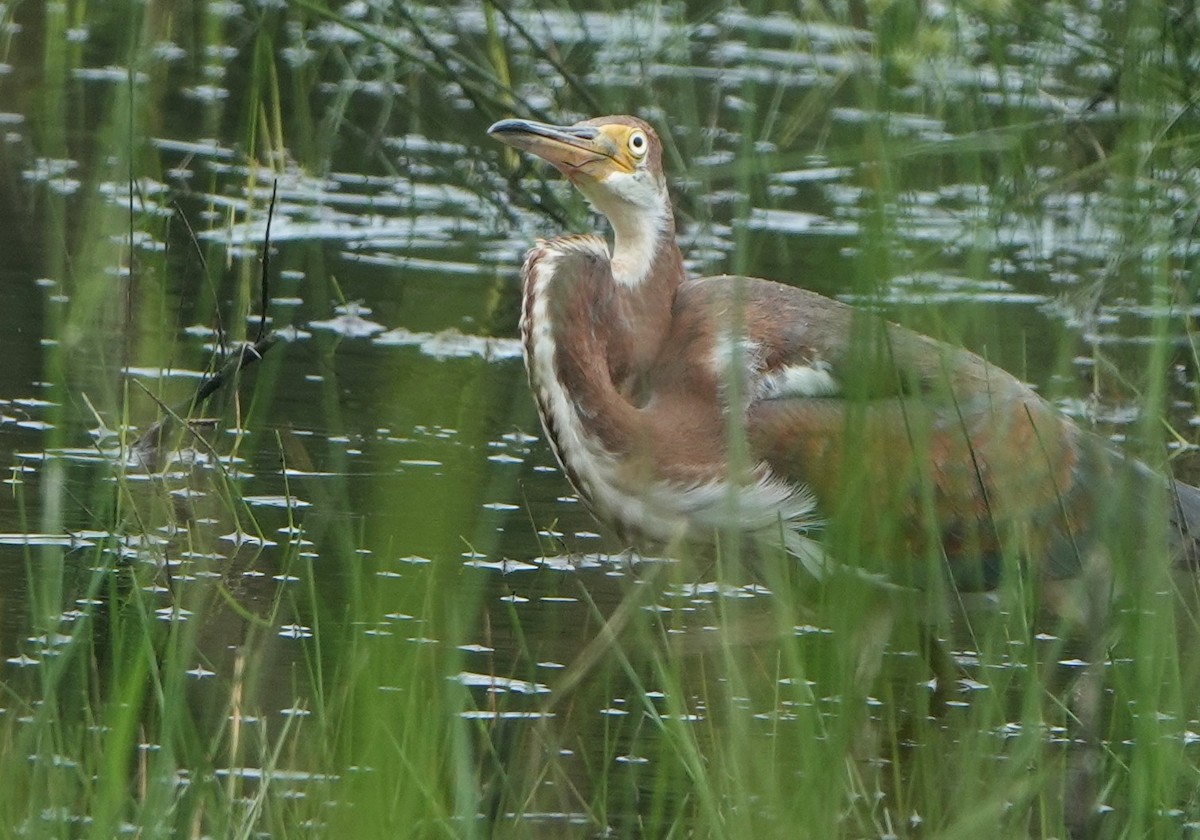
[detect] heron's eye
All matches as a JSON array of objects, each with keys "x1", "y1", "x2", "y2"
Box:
[{"x1": 628, "y1": 130, "x2": 648, "y2": 157}]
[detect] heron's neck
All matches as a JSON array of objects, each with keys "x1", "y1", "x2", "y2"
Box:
[
  {"x1": 607, "y1": 188, "x2": 674, "y2": 288},
  {"x1": 521, "y1": 238, "x2": 639, "y2": 457},
  {"x1": 574, "y1": 170, "x2": 675, "y2": 289},
  {"x1": 607, "y1": 204, "x2": 683, "y2": 380}
]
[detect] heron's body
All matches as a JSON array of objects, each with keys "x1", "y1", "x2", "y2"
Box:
[{"x1": 491, "y1": 114, "x2": 1200, "y2": 586}]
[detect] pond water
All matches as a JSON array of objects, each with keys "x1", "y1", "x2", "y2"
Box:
[{"x1": 1, "y1": 1, "x2": 1199, "y2": 835}]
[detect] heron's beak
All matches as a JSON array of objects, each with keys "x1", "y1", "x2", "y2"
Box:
[{"x1": 488, "y1": 118, "x2": 630, "y2": 178}]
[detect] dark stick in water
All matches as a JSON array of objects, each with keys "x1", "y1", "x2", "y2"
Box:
[{"x1": 132, "y1": 182, "x2": 281, "y2": 467}]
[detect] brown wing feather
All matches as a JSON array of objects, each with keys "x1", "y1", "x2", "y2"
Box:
[
  {"x1": 673, "y1": 275, "x2": 1099, "y2": 581},
  {"x1": 746, "y1": 391, "x2": 1094, "y2": 578}
]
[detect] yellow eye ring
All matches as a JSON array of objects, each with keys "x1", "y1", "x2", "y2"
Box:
[{"x1": 628, "y1": 129, "x2": 648, "y2": 157}]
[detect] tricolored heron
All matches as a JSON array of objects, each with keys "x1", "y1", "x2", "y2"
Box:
[{"x1": 488, "y1": 114, "x2": 1200, "y2": 591}]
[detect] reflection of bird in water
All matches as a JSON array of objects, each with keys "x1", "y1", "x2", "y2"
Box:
[{"x1": 488, "y1": 114, "x2": 1200, "y2": 597}]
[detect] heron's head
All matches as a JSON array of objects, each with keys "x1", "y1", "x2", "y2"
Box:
[{"x1": 488, "y1": 115, "x2": 668, "y2": 230}]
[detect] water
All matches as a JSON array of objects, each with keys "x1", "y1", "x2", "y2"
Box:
[{"x1": 1, "y1": 1, "x2": 1199, "y2": 835}]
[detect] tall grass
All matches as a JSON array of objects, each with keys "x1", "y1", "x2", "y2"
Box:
[{"x1": 0, "y1": 0, "x2": 1198, "y2": 837}]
